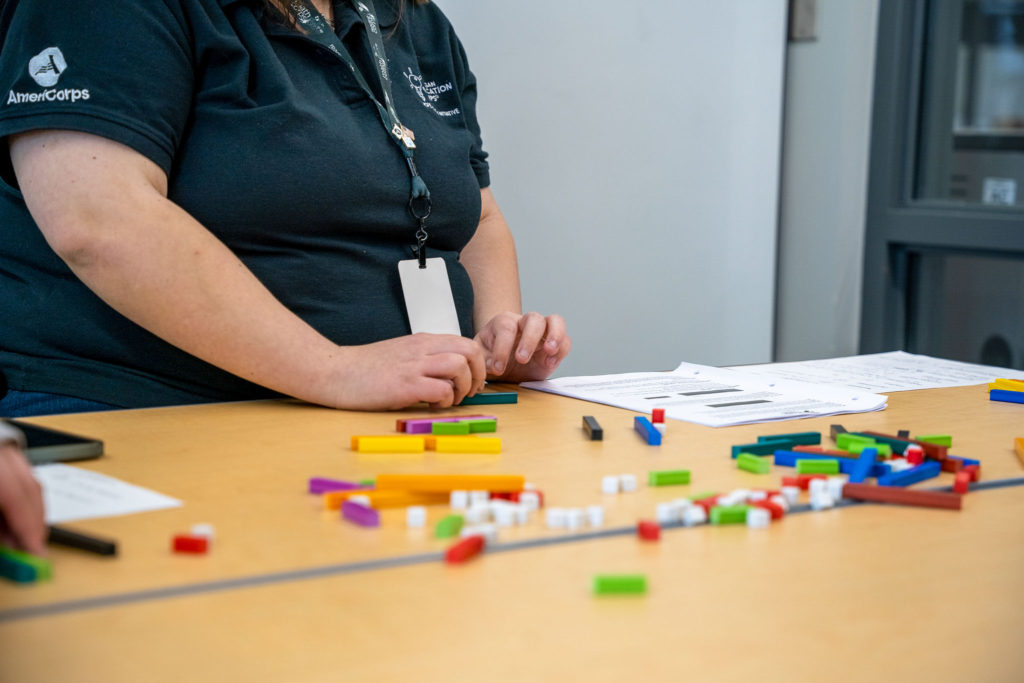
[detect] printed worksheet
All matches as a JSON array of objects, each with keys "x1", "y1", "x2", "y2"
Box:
[
  {"x1": 730, "y1": 351, "x2": 1024, "y2": 393},
  {"x1": 33, "y1": 463, "x2": 182, "y2": 524},
  {"x1": 522, "y1": 362, "x2": 887, "y2": 428}
]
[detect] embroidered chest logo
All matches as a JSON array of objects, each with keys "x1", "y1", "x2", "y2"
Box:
[
  {"x1": 403, "y1": 67, "x2": 460, "y2": 118},
  {"x1": 6, "y1": 46, "x2": 90, "y2": 106},
  {"x1": 29, "y1": 47, "x2": 67, "y2": 87}
]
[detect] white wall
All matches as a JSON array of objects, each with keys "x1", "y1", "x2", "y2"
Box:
[
  {"x1": 440, "y1": 1, "x2": 788, "y2": 376},
  {"x1": 774, "y1": 0, "x2": 879, "y2": 361}
]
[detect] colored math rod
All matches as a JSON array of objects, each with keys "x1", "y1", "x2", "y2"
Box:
[{"x1": 457, "y1": 391, "x2": 518, "y2": 406}]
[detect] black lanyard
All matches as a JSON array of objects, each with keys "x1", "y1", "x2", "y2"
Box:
[{"x1": 286, "y1": 0, "x2": 432, "y2": 265}]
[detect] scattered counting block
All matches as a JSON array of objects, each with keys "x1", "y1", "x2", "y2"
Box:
[
  {"x1": 324, "y1": 489, "x2": 448, "y2": 510},
  {"x1": 796, "y1": 459, "x2": 840, "y2": 475},
  {"x1": 737, "y1": 452, "x2": 771, "y2": 474},
  {"x1": 398, "y1": 414, "x2": 493, "y2": 434},
  {"x1": 826, "y1": 476, "x2": 847, "y2": 501},
  {"x1": 620, "y1": 474, "x2": 638, "y2": 492},
  {"x1": 886, "y1": 458, "x2": 914, "y2": 473},
  {"x1": 717, "y1": 489, "x2": 750, "y2": 507},
  {"x1": 1, "y1": 554, "x2": 37, "y2": 583},
  {"x1": 990, "y1": 389, "x2": 1024, "y2": 405},
  {"x1": 519, "y1": 491, "x2": 542, "y2": 510},
  {"x1": 0, "y1": 547, "x2": 52, "y2": 581},
  {"x1": 648, "y1": 469, "x2": 691, "y2": 486},
  {"x1": 545, "y1": 508, "x2": 567, "y2": 528},
  {"x1": 842, "y1": 482, "x2": 962, "y2": 510},
  {"x1": 566, "y1": 508, "x2": 586, "y2": 531},
  {"x1": 457, "y1": 391, "x2": 518, "y2": 406},
  {"x1": 746, "y1": 507, "x2": 771, "y2": 529},
  {"x1": 656, "y1": 502, "x2": 677, "y2": 524},
  {"x1": 637, "y1": 520, "x2": 661, "y2": 541},
  {"x1": 435, "y1": 514, "x2": 465, "y2": 538},
  {"x1": 341, "y1": 500, "x2": 380, "y2": 527},
  {"x1": 651, "y1": 408, "x2": 665, "y2": 424},
  {"x1": 450, "y1": 490, "x2": 469, "y2": 509},
  {"x1": 915, "y1": 434, "x2": 952, "y2": 447},
  {"x1": 856, "y1": 431, "x2": 948, "y2": 461},
  {"x1": 462, "y1": 419, "x2": 498, "y2": 433},
  {"x1": 753, "y1": 498, "x2": 786, "y2": 520},
  {"x1": 780, "y1": 486, "x2": 801, "y2": 505},
  {"x1": 710, "y1": 505, "x2": 748, "y2": 525},
  {"x1": 350, "y1": 435, "x2": 426, "y2": 453},
  {"x1": 682, "y1": 505, "x2": 708, "y2": 526},
  {"x1": 848, "y1": 441, "x2": 893, "y2": 458},
  {"x1": 460, "y1": 523, "x2": 498, "y2": 543},
  {"x1": 406, "y1": 506, "x2": 427, "y2": 528},
  {"x1": 172, "y1": 534, "x2": 209, "y2": 554},
  {"x1": 308, "y1": 477, "x2": 369, "y2": 494},
  {"x1": 730, "y1": 439, "x2": 792, "y2": 459},
  {"x1": 877, "y1": 461, "x2": 941, "y2": 487},
  {"x1": 953, "y1": 471, "x2": 971, "y2": 495},
  {"x1": 593, "y1": 574, "x2": 647, "y2": 596},
  {"x1": 835, "y1": 433, "x2": 877, "y2": 451},
  {"x1": 601, "y1": 475, "x2": 620, "y2": 494},
  {"x1": 376, "y1": 474, "x2": 524, "y2": 493},
  {"x1": 757, "y1": 431, "x2": 822, "y2": 446},
  {"x1": 848, "y1": 447, "x2": 878, "y2": 484},
  {"x1": 809, "y1": 491, "x2": 835, "y2": 510},
  {"x1": 464, "y1": 504, "x2": 490, "y2": 525},
  {"x1": 634, "y1": 416, "x2": 662, "y2": 445},
  {"x1": 445, "y1": 535, "x2": 485, "y2": 563},
  {"x1": 586, "y1": 505, "x2": 605, "y2": 527},
  {"x1": 190, "y1": 523, "x2": 215, "y2": 541},
  {"x1": 432, "y1": 421, "x2": 471, "y2": 435},
  {"x1": 989, "y1": 378, "x2": 1024, "y2": 391},
  {"x1": 904, "y1": 445, "x2": 925, "y2": 465},
  {"x1": 426, "y1": 435, "x2": 502, "y2": 453},
  {"x1": 582, "y1": 415, "x2": 603, "y2": 440}
]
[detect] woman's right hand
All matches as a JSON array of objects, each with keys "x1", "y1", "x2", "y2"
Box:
[
  {"x1": 326, "y1": 333, "x2": 487, "y2": 410},
  {"x1": 0, "y1": 438, "x2": 46, "y2": 556}
]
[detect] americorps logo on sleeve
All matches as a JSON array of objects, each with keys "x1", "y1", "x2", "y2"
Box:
[
  {"x1": 6, "y1": 46, "x2": 90, "y2": 106},
  {"x1": 29, "y1": 46, "x2": 66, "y2": 86}
]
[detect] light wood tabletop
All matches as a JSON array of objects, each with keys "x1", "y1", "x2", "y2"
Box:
[{"x1": 1, "y1": 384, "x2": 1022, "y2": 682}]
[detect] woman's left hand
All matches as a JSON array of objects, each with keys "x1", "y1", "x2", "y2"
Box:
[{"x1": 474, "y1": 311, "x2": 571, "y2": 382}]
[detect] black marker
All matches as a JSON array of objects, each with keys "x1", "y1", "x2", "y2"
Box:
[{"x1": 48, "y1": 525, "x2": 118, "y2": 556}]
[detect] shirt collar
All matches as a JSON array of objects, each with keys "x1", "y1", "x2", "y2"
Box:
[{"x1": 217, "y1": 0, "x2": 400, "y2": 28}]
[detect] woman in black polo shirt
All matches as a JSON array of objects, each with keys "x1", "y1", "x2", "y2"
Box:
[{"x1": 0, "y1": 0, "x2": 571, "y2": 415}]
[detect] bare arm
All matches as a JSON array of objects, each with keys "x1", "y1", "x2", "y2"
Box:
[
  {"x1": 461, "y1": 188, "x2": 570, "y2": 381},
  {"x1": 11, "y1": 130, "x2": 485, "y2": 409}
]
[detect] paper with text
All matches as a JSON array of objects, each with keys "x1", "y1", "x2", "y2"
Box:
[
  {"x1": 523, "y1": 362, "x2": 887, "y2": 428},
  {"x1": 730, "y1": 351, "x2": 1024, "y2": 393},
  {"x1": 33, "y1": 464, "x2": 182, "y2": 524}
]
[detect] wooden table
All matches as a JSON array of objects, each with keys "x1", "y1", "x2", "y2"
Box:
[{"x1": 1, "y1": 384, "x2": 1022, "y2": 682}]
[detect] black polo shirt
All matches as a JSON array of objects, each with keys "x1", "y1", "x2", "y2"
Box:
[{"x1": 0, "y1": 0, "x2": 489, "y2": 407}]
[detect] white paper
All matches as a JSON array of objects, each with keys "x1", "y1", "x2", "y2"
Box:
[
  {"x1": 730, "y1": 351, "x2": 1024, "y2": 393},
  {"x1": 33, "y1": 464, "x2": 182, "y2": 524},
  {"x1": 522, "y1": 362, "x2": 886, "y2": 428}
]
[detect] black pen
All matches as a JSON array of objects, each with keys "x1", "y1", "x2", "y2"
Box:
[{"x1": 47, "y1": 525, "x2": 118, "y2": 556}]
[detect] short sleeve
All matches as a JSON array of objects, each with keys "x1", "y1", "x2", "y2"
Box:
[
  {"x1": 0, "y1": 0, "x2": 195, "y2": 174},
  {"x1": 450, "y1": 33, "x2": 489, "y2": 189}
]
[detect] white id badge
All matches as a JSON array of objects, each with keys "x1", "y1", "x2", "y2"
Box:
[{"x1": 398, "y1": 257, "x2": 462, "y2": 335}]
